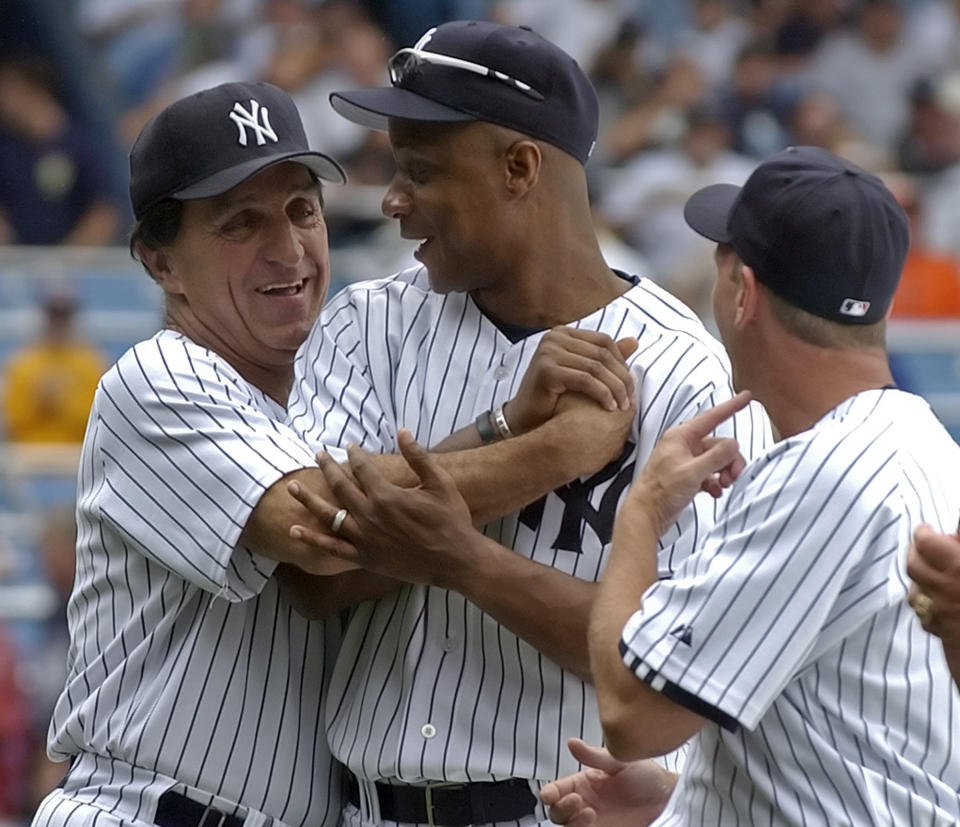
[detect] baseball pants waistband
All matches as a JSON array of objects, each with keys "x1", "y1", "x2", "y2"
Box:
[
  {"x1": 346, "y1": 771, "x2": 537, "y2": 826},
  {"x1": 45, "y1": 751, "x2": 293, "y2": 827},
  {"x1": 154, "y1": 790, "x2": 245, "y2": 827}
]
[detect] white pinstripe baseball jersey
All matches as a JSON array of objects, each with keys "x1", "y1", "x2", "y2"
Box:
[
  {"x1": 622, "y1": 388, "x2": 960, "y2": 826},
  {"x1": 35, "y1": 329, "x2": 343, "y2": 827},
  {"x1": 288, "y1": 266, "x2": 771, "y2": 786}
]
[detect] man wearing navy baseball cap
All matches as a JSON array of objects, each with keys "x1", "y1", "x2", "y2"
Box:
[
  {"x1": 329, "y1": 19, "x2": 599, "y2": 165},
  {"x1": 543, "y1": 147, "x2": 960, "y2": 826},
  {"x1": 129, "y1": 80, "x2": 345, "y2": 221},
  {"x1": 280, "y1": 19, "x2": 771, "y2": 827},
  {"x1": 33, "y1": 80, "x2": 364, "y2": 827},
  {"x1": 683, "y1": 144, "x2": 908, "y2": 326}
]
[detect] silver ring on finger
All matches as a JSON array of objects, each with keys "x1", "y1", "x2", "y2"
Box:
[{"x1": 331, "y1": 508, "x2": 349, "y2": 536}]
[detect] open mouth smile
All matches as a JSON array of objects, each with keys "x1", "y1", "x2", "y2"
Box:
[{"x1": 257, "y1": 279, "x2": 306, "y2": 296}]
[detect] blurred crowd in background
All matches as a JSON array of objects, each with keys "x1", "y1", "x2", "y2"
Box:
[
  {"x1": 4, "y1": 0, "x2": 960, "y2": 316},
  {"x1": 1, "y1": 0, "x2": 960, "y2": 820}
]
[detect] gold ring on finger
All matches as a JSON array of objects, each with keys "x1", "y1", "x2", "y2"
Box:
[{"x1": 913, "y1": 592, "x2": 934, "y2": 624}]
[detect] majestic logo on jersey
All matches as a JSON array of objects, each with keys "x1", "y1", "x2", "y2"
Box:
[
  {"x1": 519, "y1": 443, "x2": 636, "y2": 552},
  {"x1": 839, "y1": 298, "x2": 870, "y2": 317},
  {"x1": 670, "y1": 624, "x2": 694, "y2": 646},
  {"x1": 229, "y1": 99, "x2": 278, "y2": 146}
]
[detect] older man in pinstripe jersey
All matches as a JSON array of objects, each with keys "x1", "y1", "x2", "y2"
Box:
[
  {"x1": 547, "y1": 147, "x2": 960, "y2": 825},
  {"x1": 29, "y1": 79, "x2": 360, "y2": 827}
]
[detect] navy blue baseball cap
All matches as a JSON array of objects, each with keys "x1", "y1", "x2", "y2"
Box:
[
  {"x1": 130, "y1": 81, "x2": 346, "y2": 220},
  {"x1": 329, "y1": 20, "x2": 599, "y2": 165},
  {"x1": 684, "y1": 146, "x2": 909, "y2": 325}
]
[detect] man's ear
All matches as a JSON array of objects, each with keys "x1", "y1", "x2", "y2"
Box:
[
  {"x1": 504, "y1": 139, "x2": 541, "y2": 196},
  {"x1": 735, "y1": 264, "x2": 760, "y2": 329},
  {"x1": 136, "y1": 241, "x2": 183, "y2": 293}
]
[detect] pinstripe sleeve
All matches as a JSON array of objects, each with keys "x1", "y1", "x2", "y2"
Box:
[
  {"x1": 620, "y1": 423, "x2": 904, "y2": 732},
  {"x1": 93, "y1": 334, "x2": 318, "y2": 600},
  {"x1": 290, "y1": 280, "x2": 404, "y2": 455}
]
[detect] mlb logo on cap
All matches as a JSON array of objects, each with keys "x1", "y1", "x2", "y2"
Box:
[{"x1": 840, "y1": 298, "x2": 871, "y2": 317}]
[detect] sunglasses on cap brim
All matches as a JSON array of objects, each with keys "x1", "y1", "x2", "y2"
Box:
[{"x1": 388, "y1": 47, "x2": 545, "y2": 102}]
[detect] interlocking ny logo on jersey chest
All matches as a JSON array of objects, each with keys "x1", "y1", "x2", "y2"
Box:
[
  {"x1": 229, "y1": 99, "x2": 278, "y2": 146},
  {"x1": 519, "y1": 442, "x2": 636, "y2": 552}
]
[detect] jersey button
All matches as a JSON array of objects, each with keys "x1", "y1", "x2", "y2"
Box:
[
  {"x1": 442, "y1": 637, "x2": 457, "y2": 652},
  {"x1": 494, "y1": 366, "x2": 510, "y2": 381},
  {"x1": 421, "y1": 723, "x2": 437, "y2": 739}
]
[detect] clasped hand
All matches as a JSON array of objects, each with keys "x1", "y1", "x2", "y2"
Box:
[{"x1": 288, "y1": 430, "x2": 479, "y2": 585}]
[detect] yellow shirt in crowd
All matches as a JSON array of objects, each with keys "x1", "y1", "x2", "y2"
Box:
[{"x1": 2, "y1": 342, "x2": 106, "y2": 443}]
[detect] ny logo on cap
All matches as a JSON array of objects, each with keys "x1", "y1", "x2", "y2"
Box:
[
  {"x1": 840, "y1": 298, "x2": 871, "y2": 317},
  {"x1": 229, "y1": 99, "x2": 278, "y2": 147}
]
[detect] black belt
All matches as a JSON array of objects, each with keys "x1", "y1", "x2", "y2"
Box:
[
  {"x1": 346, "y1": 772, "x2": 536, "y2": 826},
  {"x1": 154, "y1": 791, "x2": 245, "y2": 827}
]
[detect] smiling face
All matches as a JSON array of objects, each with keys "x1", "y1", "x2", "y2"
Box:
[
  {"x1": 381, "y1": 119, "x2": 516, "y2": 294},
  {"x1": 155, "y1": 162, "x2": 329, "y2": 374}
]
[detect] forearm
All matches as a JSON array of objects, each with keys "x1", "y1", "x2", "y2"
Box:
[
  {"x1": 264, "y1": 455, "x2": 597, "y2": 657},
  {"x1": 591, "y1": 506, "x2": 676, "y2": 760},
  {"x1": 430, "y1": 417, "x2": 487, "y2": 452},
  {"x1": 277, "y1": 563, "x2": 397, "y2": 619},
  {"x1": 440, "y1": 532, "x2": 596, "y2": 681},
  {"x1": 379, "y1": 417, "x2": 596, "y2": 525},
  {"x1": 244, "y1": 413, "x2": 609, "y2": 609},
  {"x1": 243, "y1": 469, "x2": 397, "y2": 616},
  {"x1": 241, "y1": 467, "x2": 339, "y2": 565}
]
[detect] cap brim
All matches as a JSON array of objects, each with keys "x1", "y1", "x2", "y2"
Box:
[
  {"x1": 173, "y1": 151, "x2": 346, "y2": 201},
  {"x1": 330, "y1": 88, "x2": 477, "y2": 130},
  {"x1": 683, "y1": 183, "x2": 742, "y2": 243}
]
